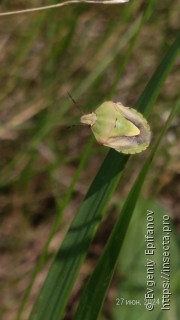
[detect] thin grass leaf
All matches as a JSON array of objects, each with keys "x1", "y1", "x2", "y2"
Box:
[
  {"x1": 74, "y1": 98, "x2": 180, "y2": 319},
  {"x1": 137, "y1": 32, "x2": 180, "y2": 116},
  {"x1": 17, "y1": 4, "x2": 150, "y2": 318},
  {"x1": 29, "y1": 30, "x2": 180, "y2": 320},
  {"x1": 29, "y1": 152, "x2": 128, "y2": 320},
  {"x1": 16, "y1": 137, "x2": 94, "y2": 320}
]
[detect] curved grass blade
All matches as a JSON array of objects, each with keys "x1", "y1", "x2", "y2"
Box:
[
  {"x1": 29, "y1": 151, "x2": 128, "y2": 320},
  {"x1": 17, "y1": 6, "x2": 150, "y2": 319},
  {"x1": 74, "y1": 98, "x2": 180, "y2": 320},
  {"x1": 16, "y1": 137, "x2": 94, "y2": 320},
  {"x1": 29, "y1": 29, "x2": 180, "y2": 320},
  {"x1": 137, "y1": 32, "x2": 180, "y2": 116}
]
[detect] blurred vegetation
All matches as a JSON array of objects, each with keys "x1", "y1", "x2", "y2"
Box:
[{"x1": 0, "y1": 1, "x2": 179, "y2": 319}]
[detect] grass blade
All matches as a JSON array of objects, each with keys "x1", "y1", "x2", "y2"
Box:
[
  {"x1": 74, "y1": 99, "x2": 180, "y2": 320},
  {"x1": 137, "y1": 32, "x2": 180, "y2": 116},
  {"x1": 29, "y1": 31, "x2": 180, "y2": 320}
]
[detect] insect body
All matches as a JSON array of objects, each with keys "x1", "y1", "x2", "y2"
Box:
[{"x1": 80, "y1": 101, "x2": 151, "y2": 154}]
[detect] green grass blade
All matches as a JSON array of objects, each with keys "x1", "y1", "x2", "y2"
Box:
[
  {"x1": 74, "y1": 99, "x2": 180, "y2": 320},
  {"x1": 29, "y1": 33, "x2": 180, "y2": 320},
  {"x1": 16, "y1": 137, "x2": 94, "y2": 320},
  {"x1": 29, "y1": 151, "x2": 128, "y2": 320},
  {"x1": 18, "y1": 3, "x2": 155, "y2": 317},
  {"x1": 136, "y1": 32, "x2": 180, "y2": 116}
]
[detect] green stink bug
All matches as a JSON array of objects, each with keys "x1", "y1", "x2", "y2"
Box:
[{"x1": 80, "y1": 101, "x2": 151, "y2": 154}]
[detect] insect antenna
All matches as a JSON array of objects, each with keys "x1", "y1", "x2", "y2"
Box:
[{"x1": 67, "y1": 91, "x2": 84, "y2": 115}]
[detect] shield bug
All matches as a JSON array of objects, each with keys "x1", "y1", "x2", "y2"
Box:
[{"x1": 80, "y1": 101, "x2": 151, "y2": 154}]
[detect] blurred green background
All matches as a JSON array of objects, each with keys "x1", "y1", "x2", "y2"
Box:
[{"x1": 0, "y1": 1, "x2": 179, "y2": 319}]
